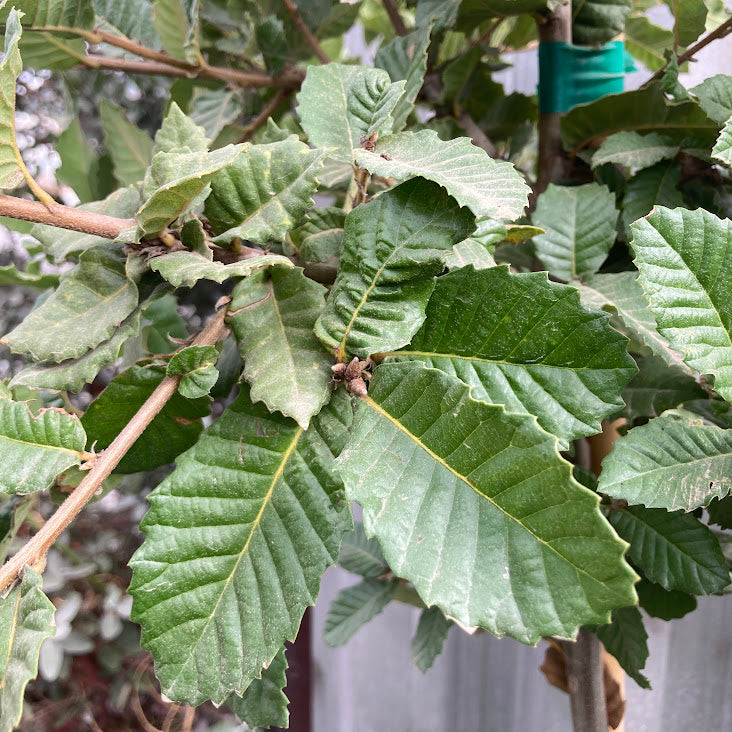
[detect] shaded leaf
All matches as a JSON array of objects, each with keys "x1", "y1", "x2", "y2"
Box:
[
  {"x1": 0, "y1": 568, "x2": 56, "y2": 732},
  {"x1": 354, "y1": 130, "x2": 530, "y2": 221},
  {"x1": 630, "y1": 206, "x2": 732, "y2": 402},
  {"x1": 296, "y1": 63, "x2": 406, "y2": 163},
  {"x1": 608, "y1": 505, "x2": 729, "y2": 595},
  {"x1": 205, "y1": 137, "x2": 328, "y2": 244},
  {"x1": 228, "y1": 265, "x2": 331, "y2": 429},
  {"x1": 314, "y1": 179, "x2": 475, "y2": 360},
  {"x1": 692, "y1": 73, "x2": 732, "y2": 125},
  {"x1": 0, "y1": 399, "x2": 87, "y2": 494},
  {"x1": 591, "y1": 131, "x2": 679, "y2": 175},
  {"x1": 338, "y1": 362, "x2": 638, "y2": 643},
  {"x1": 1, "y1": 246, "x2": 139, "y2": 362},
  {"x1": 571, "y1": 0, "x2": 633, "y2": 45},
  {"x1": 386, "y1": 266, "x2": 636, "y2": 447},
  {"x1": 636, "y1": 577, "x2": 697, "y2": 620},
  {"x1": 619, "y1": 356, "x2": 706, "y2": 420},
  {"x1": 291, "y1": 206, "x2": 345, "y2": 264},
  {"x1": 55, "y1": 118, "x2": 100, "y2": 203},
  {"x1": 100, "y1": 100, "x2": 154, "y2": 186},
  {"x1": 599, "y1": 417, "x2": 732, "y2": 511},
  {"x1": 666, "y1": 0, "x2": 708, "y2": 48},
  {"x1": 532, "y1": 183, "x2": 617, "y2": 281},
  {"x1": 81, "y1": 363, "x2": 209, "y2": 473},
  {"x1": 152, "y1": 0, "x2": 200, "y2": 63},
  {"x1": 149, "y1": 250, "x2": 290, "y2": 288},
  {"x1": 562, "y1": 83, "x2": 718, "y2": 153},
  {"x1": 412, "y1": 605, "x2": 452, "y2": 673},
  {"x1": 338, "y1": 522, "x2": 388, "y2": 579},
  {"x1": 707, "y1": 494, "x2": 732, "y2": 529},
  {"x1": 621, "y1": 161, "x2": 684, "y2": 235},
  {"x1": 324, "y1": 578, "x2": 398, "y2": 647},
  {"x1": 445, "y1": 238, "x2": 496, "y2": 270},
  {"x1": 95, "y1": 0, "x2": 158, "y2": 47},
  {"x1": 166, "y1": 345, "x2": 219, "y2": 399},
  {"x1": 227, "y1": 647, "x2": 289, "y2": 730},
  {"x1": 624, "y1": 15, "x2": 674, "y2": 72},
  {"x1": 593, "y1": 606, "x2": 650, "y2": 689},
  {"x1": 190, "y1": 88, "x2": 240, "y2": 142},
  {"x1": 129, "y1": 387, "x2": 353, "y2": 705}
]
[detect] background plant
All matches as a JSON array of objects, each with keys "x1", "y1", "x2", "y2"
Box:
[{"x1": 0, "y1": 0, "x2": 730, "y2": 730}]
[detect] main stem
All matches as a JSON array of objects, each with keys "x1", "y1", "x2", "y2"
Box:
[
  {"x1": 560, "y1": 631, "x2": 608, "y2": 732},
  {"x1": 534, "y1": 4, "x2": 572, "y2": 198},
  {"x1": 0, "y1": 308, "x2": 229, "y2": 595}
]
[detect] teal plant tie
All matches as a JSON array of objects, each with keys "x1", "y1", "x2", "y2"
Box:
[{"x1": 538, "y1": 41, "x2": 626, "y2": 114}]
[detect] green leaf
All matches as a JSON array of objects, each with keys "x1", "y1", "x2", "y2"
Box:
[
  {"x1": 665, "y1": 0, "x2": 708, "y2": 48},
  {"x1": 0, "y1": 399, "x2": 87, "y2": 494},
  {"x1": 707, "y1": 497, "x2": 732, "y2": 535},
  {"x1": 630, "y1": 206, "x2": 732, "y2": 402},
  {"x1": 338, "y1": 362, "x2": 638, "y2": 643},
  {"x1": 608, "y1": 505, "x2": 729, "y2": 595},
  {"x1": 256, "y1": 15, "x2": 288, "y2": 76},
  {"x1": 8, "y1": 303, "x2": 145, "y2": 392},
  {"x1": 593, "y1": 606, "x2": 650, "y2": 690},
  {"x1": 30, "y1": 186, "x2": 141, "y2": 263},
  {"x1": 137, "y1": 143, "x2": 242, "y2": 234},
  {"x1": 562, "y1": 83, "x2": 718, "y2": 154},
  {"x1": 189, "y1": 88, "x2": 240, "y2": 142},
  {"x1": 578, "y1": 272, "x2": 689, "y2": 371},
  {"x1": 0, "y1": 568, "x2": 56, "y2": 732},
  {"x1": 445, "y1": 238, "x2": 497, "y2": 270},
  {"x1": 636, "y1": 577, "x2": 697, "y2": 620},
  {"x1": 204, "y1": 137, "x2": 328, "y2": 245},
  {"x1": 99, "y1": 100, "x2": 154, "y2": 187},
  {"x1": 81, "y1": 363, "x2": 209, "y2": 474},
  {"x1": 152, "y1": 0, "x2": 200, "y2": 63},
  {"x1": 140, "y1": 292, "x2": 188, "y2": 354},
  {"x1": 0, "y1": 0, "x2": 95, "y2": 28},
  {"x1": 129, "y1": 386, "x2": 352, "y2": 705},
  {"x1": 152, "y1": 102, "x2": 209, "y2": 156},
  {"x1": 55, "y1": 118, "x2": 99, "y2": 203},
  {"x1": 598, "y1": 417, "x2": 732, "y2": 511},
  {"x1": 691, "y1": 74, "x2": 732, "y2": 125},
  {"x1": 338, "y1": 522, "x2": 388, "y2": 578},
  {"x1": 532, "y1": 183, "x2": 617, "y2": 281},
  {"x1": 591, "y1": 131, "x2": 679, "y2": 175},
  {"x1": 228, "y1": 265, "x2": 331, "y2": 429},
  {"x1": 296, "y1": 63, "x2": 407, "y2": 164},
  {"x1": 1, "y1": 246, "x2": 139, "y2": 362},
  {"x1": 354, "y1": 130, "x2": 530, "y2": 221},
  {"x1": 291, "y1": 206, "x2": 345, "y2": 264},
  {"x1": 226, "y1": 648, "x2": 289, "y2": 730},
  {"x1": 624, "y1": 16, "x2": 674, "y2": 72},
  {"x1": 711, "y1": 115, "x2": 732, "y2": 168},
  {"x1": 0, "y1": 10, "x2": 36, "y2": 192},
  {"x1": 324, "y1": 578, "x2": 398, "y2": 647},
  {"x1": 0, "y1": 262, "x2": 58, "y2": 290},
  {"x1": 385, "y1": 266, "x2": 636, "y2": 448},
  {"x1": 619, "y1": 356, "x2": 706, "y2": 420},
  {"x1": 149, "y1": 250, "x2": 291, "y2": 288},
  {"x1": 374, "y1": 26, "x2": 431, "y2": 133},
  {"x1": 314, "y1": 179, "x2": 475, "y2": 360},
  {"x1": 166, "y1": 345, "x2": 219, "y2": 399},
  {"x1": 621, "y1": 161, "x2": 684, "y2": 235},
  {"x1": 411, "y1": 606, "x2": 452, "y2": 673},
  {"x1": 95, "y1": 0, "x2": 158, "y2": 47},
  {"x1": 571, "y1": 0, "x2": 633, "y2": 45}
]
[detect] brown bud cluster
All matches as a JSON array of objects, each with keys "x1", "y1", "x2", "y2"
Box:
[{"x1": 331, "y1": 356, "x2": 371, "y2": 397}]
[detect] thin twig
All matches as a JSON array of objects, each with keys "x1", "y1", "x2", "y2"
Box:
[
  {"x1": 0, "y1": 193, "x2": 134, "y2": 238},
  {"x1": 455, "y1": 111, "x2": 497, "y2": 157},
  {"x1": 645, "y1": 16, "x2": 732, "y2": 85},
  {"x1": 281, "y1": 0, "x2": 331, "y2": 64},
  {"x1": 383, "y1": 0, "x2": 408, "y2": 36},
  {"x1": 0, "y1": 308, "x2": 229, "y2": 595},
  {"x1": 237, "y1": 88, "x2": 292, "y2": 143},
  {"x1": 82, "y1": 54, "x2": 304, "y2": 88},
  {"x1": 95, "y1": 30, "x2": 200, "y2": 71}
]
